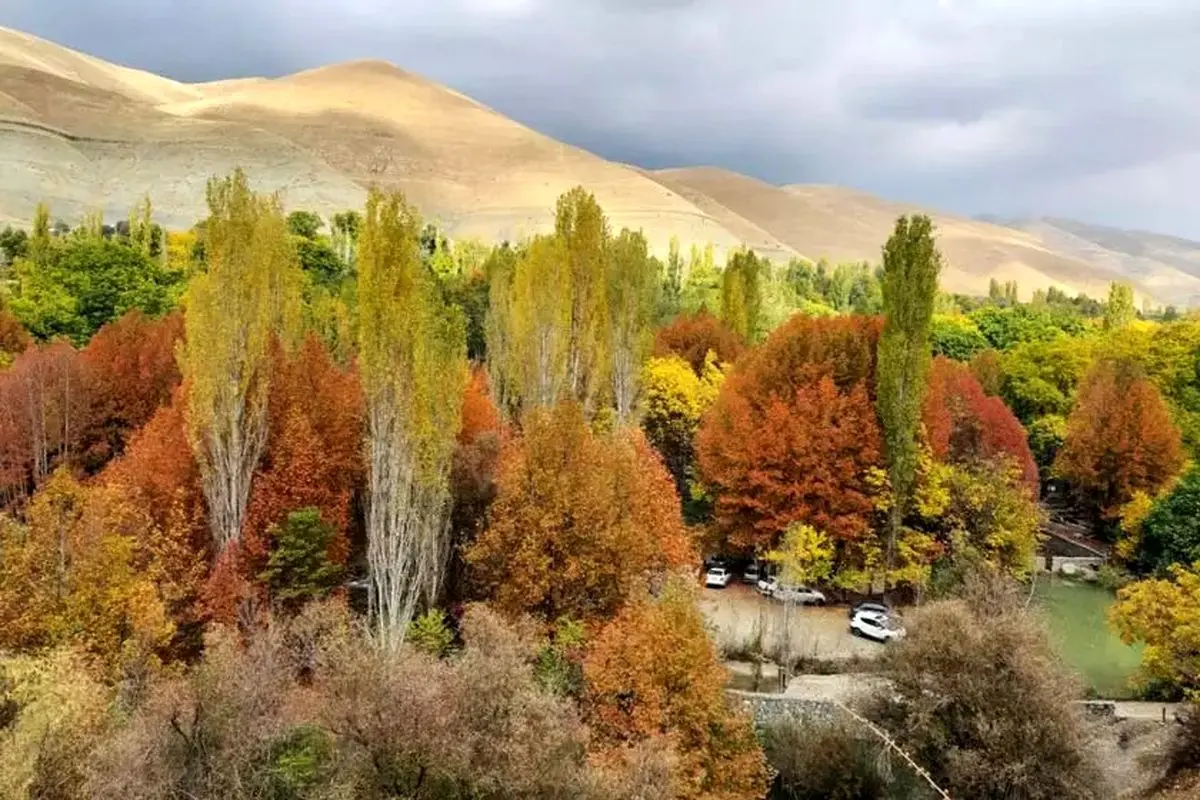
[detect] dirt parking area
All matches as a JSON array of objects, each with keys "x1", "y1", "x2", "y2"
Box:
[{"x1": 699, "y1": 584, "x2": 884, "y2": 661}]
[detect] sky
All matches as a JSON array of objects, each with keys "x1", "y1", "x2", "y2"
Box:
[{"x1": 7, "y1": 0, "x2": 1200, "y2": 238}]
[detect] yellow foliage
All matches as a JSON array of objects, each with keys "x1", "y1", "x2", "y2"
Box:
[
  {"x1": 0, "y1": 650, "x2": 111, "y2": 800},
  {"x1": 0, "y1": 471, "x2": 173, "y2": 672},
  {"x1": 1115, "y1": 490, "x2": 1155, "y2": 563},
  {"x1": 766, "y1": 523, "x2": 834, "y2": 587},
  {"x1": 1111, "y1": 562, "x2": 1200, "y2": 694}
]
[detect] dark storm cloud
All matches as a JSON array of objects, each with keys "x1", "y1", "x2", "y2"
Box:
[{"x1": 6, "y1": 0, "x2": 1200, "y2": 236}]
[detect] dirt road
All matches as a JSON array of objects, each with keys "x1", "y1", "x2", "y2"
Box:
[{"x1": 699, "y1": 584, "x2": 883, "y2": 661}]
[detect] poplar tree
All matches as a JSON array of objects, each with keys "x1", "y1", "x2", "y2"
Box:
[
  {"x1": 182, "y1": 169, "x2": 301, "y2": 550},
  {"x1": 876, "y1": 215, "x2": 941, "y2": 583},
  {"x1": 607, "y1": 228, "x2": 659, "y2": 424},
  {"x1": 128, "y1": 195, "x2": 153, "y2": 256},
  {"x1": 721, "y1": 249, "x2": 764, "y2": 343},
  {"x1": 511, "y1": 234, "x2": 571, "y2": 410},
  {"x1": 556, "y1": 187, "x2": 609, "y2": 408},
  {"x1": 1104, "y1": 281, "x2": 1136, "y2": 330},
  {"x1": 358, "y1": 189, "x2": 467, "y2": 653}
]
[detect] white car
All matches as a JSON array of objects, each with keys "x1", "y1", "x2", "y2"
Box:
[
  {"x1": 850, "y1": 610, "x2": 906, "y2": 642},
  {"x1": 756, "y1": 577, "x2": 826, "y2": 605},
  {"x1": 704, "y1": 567, "x2": 731, "y2": 588},
  {"x1": 772, "y1": 584, "x2": 827, "y2": 605},
  {"x1": 742, "y1": 562, "x2": 762, "y2": 584}
]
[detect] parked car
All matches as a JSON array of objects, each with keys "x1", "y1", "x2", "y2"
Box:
[
  {"x1": 848, "y1": 600, "x2": 892, "y2": 620},
  {"x1": 742, "y1": 562, "x2": 762, "y2": 584},
  {"x1": 772, "y1": 584, "x2": 827, "y2": 605},
  {"x1": 756, "y1": 575, "x2": 778, "y2": 595},
  {"x1": 849, "y1": 609, "x2": 905, "y2": 642},
  {"x1": 704, "y1": 566, "x2": 731, "y2": 588}
]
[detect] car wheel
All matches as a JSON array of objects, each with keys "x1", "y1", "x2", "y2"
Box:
[{"x1": 815, "y1": 598, "x2": 826, "y2": 606}]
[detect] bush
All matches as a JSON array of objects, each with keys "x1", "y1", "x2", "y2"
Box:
[
  {"x1": 762, "y1": 718, "x2": 932, "y2": 800},
  {"x1": 868, "y1": 577, "x2": 1110, "y2": 799}
]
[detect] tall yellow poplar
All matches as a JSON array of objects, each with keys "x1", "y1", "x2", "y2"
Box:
[
  {"x1": 181, "y1": 169, "x2": 302, "y2": 549},
  {"x1": 358, "y1": 188, "x2": 467, "y2": 652}
]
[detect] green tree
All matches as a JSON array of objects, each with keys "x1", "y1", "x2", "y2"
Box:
[
  {"x1": 182, "y1": 169, "x2": 303, "y2": 549},
  {"x1": 607, "y1": 229, "x2": 659, "y2": 423},
  {"x1": 682, "y1": 243, "x2": 720, "y2": 314},
  {"x1": 876, "y1": 215, "x2": 941, "y2": 581},
  {"x1": 1104, "y1": 281, "x2": 1136, "y2": 330},
  {"x1": 259, "y1": 508, "x2": 345, "y2": 613},
  {"x1": 1137, "y1": 466, "x2": 1200, "y2": 574},
  {"x1": 931, "y1": 314, "x2": 989, "y2": 361},
  {"x1": 556, "y1": 187, "x2": 610, "y2": 407},
  {"x1": 357, "y1": 188, "x2": 467, "y2": 652},
  {"x1": 286, "y1": 210, "x2": 323, "y2": 240},
  {"x1": 658, "y1": 235, "x2": 684, "y2": 324},
  {"x1": 720, "y1": 249, "x2": 765, "y2": 343}
]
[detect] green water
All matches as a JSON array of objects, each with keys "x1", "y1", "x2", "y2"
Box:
[{"x1": 1033, "y1": 577, "x2": 1144, "y2": 699}]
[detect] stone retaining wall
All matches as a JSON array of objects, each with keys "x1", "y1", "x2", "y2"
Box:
[{"x1": 726, "y1": 689, "x2": 839, "y2": 728}]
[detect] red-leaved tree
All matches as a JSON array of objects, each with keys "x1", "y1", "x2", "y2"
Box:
[
  {"x1": 78, "y1": 310, "x2": 184, "y2": 472},
  {"x1": 1056, "y1": 359, "x2": 1184, "y2": 521},
  {"x1": 695, "y1": 315, "x2": 883, "y2": 555},
  {"x1": 653, "y1": 310, "x2": 745, "y2": 374},
  {"x1": 923, "y1": 356, "x2": 1038, "y2": 493}
]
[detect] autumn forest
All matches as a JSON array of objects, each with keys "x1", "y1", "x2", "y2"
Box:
[{"x1": 2, "y1": 171, "x2": 1200, "y2": 799}]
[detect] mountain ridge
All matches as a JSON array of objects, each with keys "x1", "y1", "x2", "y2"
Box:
[{"x1": 3, "y1": 25, "x2": 1200, "y2": 305}]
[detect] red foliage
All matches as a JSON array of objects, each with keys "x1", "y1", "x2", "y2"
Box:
[
  {"x1": 78, "y1": 311, "x2": 183, "y2": 471},
  {"x1": 698, "y1": 375, "x2": 882, "y2": 554},
  {"x1": 653, "y1": 310, "x2": 746, "y2": 374},
  {"x1": 244, "y1": 335, "x2": 364, "y2": 574},
  {"x1": 695, "y1": 315, "x2": 884, "y2": 554},
  {"x1": 0, "y1": 341, "x2": 85, "y2": 508},
  {"x1": 198, "y1": 542, "x2": 259, "y2": 627},
  {"x1": 923, "y1": 357, "x2": 1038, "y2": 493},
  {"x1": 1056, "y1": 359, "x2": 1184, "y2": 519}
]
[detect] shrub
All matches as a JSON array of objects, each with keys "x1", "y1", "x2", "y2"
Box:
[
  {"x1": 869, "y1": 577, "x2": 1110, "y2": 799},
  {"x1": 762, "y1": 718, "x2": 932, "y2": 800}
]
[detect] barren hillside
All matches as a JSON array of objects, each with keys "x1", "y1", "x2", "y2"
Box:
[{"x1": 2, "y1": 24, "x2": 1198, "y2": 305}]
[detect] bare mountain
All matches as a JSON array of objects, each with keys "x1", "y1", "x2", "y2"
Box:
[{"x1": 1, "y1": 25, "x2": 1195, "y2": 305}]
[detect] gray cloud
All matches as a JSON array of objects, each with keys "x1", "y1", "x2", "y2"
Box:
[{"x1": 6, "y1": 0, "x2": 1200, "y2": 236}]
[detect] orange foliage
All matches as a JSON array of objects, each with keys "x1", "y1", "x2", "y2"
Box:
[
  {"x1": 448, "y1": 368, "x2": 506, "y2": 599},
  {"x1": 653, "y1": 310, "x2": 745, "y2": 374},
  {"x1": 584, "y1": 584, "x2": 769, "y2": 800},
  {"x1": 698, "y1": 373, "x2": 882, "y2": 554},
  {"x1": 739, "y1": 313, "x2": 881, "y2": 401},
  {"x1": 244, "y1": 335, "x2": 364, "y2": 574},
  {"x1": 466, "y1": 401, "x2": 695, "y2": 622},
  {"x1": 969, "y1": 348, "x2": 1003, "y2": 396},
  {"x1": 1056, "y1": 359, "x2": 1184, "y2": 520},
  {"x1": 0, "y1": 303, "x2": 30, "y2": 363},
  {"x1": 923, "y1": 357, "x2": 1038, "y2": 493},
  {"x1": 0, "y1": 341, "x2": 85, "y2": 508},
  {"x1": 78, "y1": 310, "x2": 183, "y2": 471}
]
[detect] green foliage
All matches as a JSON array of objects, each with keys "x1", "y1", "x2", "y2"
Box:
[
  {"x1": 997, "y1": 337, "x2": 1095, "y2": 424},
  {"x1": 260, "y1": 509, "x2": 345, "y2": 612},
  {"x1": 10, "y1": 236, "x2": 183, "y2": 344},
  {"x1": 766, "y1": 523, "x2": 834, "y2": 587},
  {"x1": 877, "y1": 214, "x2": 941, "y2": 568},
  {"x1": 534, "y1": 617, "x2": 586, "y2": 697},
  {"x1": 1027, "y1": 414, "x2": 1068, "y2": 479},
  {"x1": 406, "y1": 609, "x2": 454, "y2": 658},
  {"x1": 607, "y1": 228, "x2": 660, "y2": 422},
  {"x1": 720, "y1": 248, "x2": 765, "y2": 342},
  {"x1": 968, "y1": 304, "x2": 1087, "y2": 351},
  {"x1": 1137, "y1": 466, "x2": 1200, "y2": 574},
  {"x1": 0, "y1": 225, "x2": 28, "y2": 264},
  {"x1": 1104, "y1": 281, "x2": 1136, "y2": 330},
  {"x1": 658, "y1": 235, "x2": 684, "y2": 323},
  {"x1": 254, "y1": 725, "x2": 335, "y2": 800},
  {"x1": 931, "y1": 314, "x2": 989, "y2": 361},
  {"x1": 295, "y1": 237, "x2": 344, "y2": 288},
  {"x1": 682, "y1": 243, "x2": 720, "y2": 314},
  {"x1": 286, "y1": 210, "x2": 323, "y2": 240}
]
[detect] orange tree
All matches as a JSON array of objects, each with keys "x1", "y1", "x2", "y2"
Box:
[
  {"x1": 584, "y1": 580, "x2": 769, "y2": 800},
  {"x1": 1056, "y1": 358, "x2": 1184, "y2": 524},
  {"x1": 653, "y1": 309, "x2": 745, "y2": 374},
  {"x1": 695, "y1": 314, "x2": 883, "y2": 556},
  {"x1": 466, "y1": 400, "x2": 694, "y2": 622}
]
